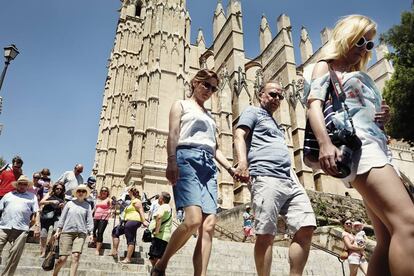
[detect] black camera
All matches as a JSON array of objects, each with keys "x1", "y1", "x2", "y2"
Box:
[{"x1": 330, "y1": 129, "x2": 362, "y2": 178}]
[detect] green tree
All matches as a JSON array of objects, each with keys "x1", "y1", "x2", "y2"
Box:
[
  {"x1": 0, "y1": 157, "x2": 5, "y2": 168},
  {"x1": 381, "y1": 8, "x2": 414, "y2": 144}
]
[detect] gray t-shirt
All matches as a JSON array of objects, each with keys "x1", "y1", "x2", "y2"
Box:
[
  {"x1": 57, "y1": 171, "x2": 83, "y2": 200},
  {"x1": 0, "y1": 191, "x2": 39, "y2": 231},
  {"x1": 57, "y1": 200, "x2": 93, "y2": 235},
  {"x1": 237, "y1": 106, "x2": 291, "y2": 179}
]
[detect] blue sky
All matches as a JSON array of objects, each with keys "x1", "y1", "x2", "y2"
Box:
[{"x1": 0, "y1": 0, "x2": 411, "y2": 180}]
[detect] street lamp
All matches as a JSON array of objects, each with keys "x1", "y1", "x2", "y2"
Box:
[{"x1": 0, "y1": 44, "x2": 19, "y2": 93}]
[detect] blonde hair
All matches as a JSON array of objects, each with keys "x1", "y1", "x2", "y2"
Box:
[
  {"x1": 322, "y1": 15, "x2": 377, "y2": 71},
  {"x1": 188, "y1": 69, "x2": 219, "y2": 97}
]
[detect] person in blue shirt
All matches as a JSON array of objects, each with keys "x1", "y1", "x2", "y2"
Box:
[{"x1": 234, "y1": 81, "x2": 316, "y2": 276}]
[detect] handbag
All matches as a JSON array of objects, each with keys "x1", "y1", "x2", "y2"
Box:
[
  {"x1": 142, "y1": 208, "x2": 172, "y2": 243},
  {"x1": 142, "y1": 228, "x2": 152, "y2": 243},
  {"x1": 41, "y1": 239, "x2": 59, "y2": 271},
  {"x1": 41, "y1": 210, "x2": 55, "y2": 220},
  {"x1": 303, "y1": 65, "x2": 361, "y2": 175}
]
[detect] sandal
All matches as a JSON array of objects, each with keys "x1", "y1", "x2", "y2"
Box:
[
  {"x1": 150, "y1": 266, "x2": 166, "y2": 276},
  {"x1": 120, "y1": 259, "x2": 131, "y2": 264}
]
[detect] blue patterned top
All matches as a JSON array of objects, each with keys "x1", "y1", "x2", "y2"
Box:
[{"x1": 304, "y1": 71, "x2": 387, "y2": 143}]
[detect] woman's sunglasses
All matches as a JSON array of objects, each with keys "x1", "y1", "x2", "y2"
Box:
[
  {"x1": 355, "y1": 36, "x2": 374, "y2": 51},
  {"x1": 77, "y1": 190, "x2": 87, "y2": 194},
  {"x1": 201, "y1": 81, "x2": 218, "y2": 92}
]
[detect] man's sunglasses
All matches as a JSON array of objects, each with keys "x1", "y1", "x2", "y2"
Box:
[
  {"x1": 269, "y1": 91, "x2": 284, "y2": 100},
  {"x1": 201, "y1": 81, "x2": 218, "y2": 93},
  {"x1": 355, "y1": 36, "x2": 374, "y2": 51}
]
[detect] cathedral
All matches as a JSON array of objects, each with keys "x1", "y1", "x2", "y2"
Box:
[{"x1": 92, "y1": 0, "x2": 414, "y2": 209}]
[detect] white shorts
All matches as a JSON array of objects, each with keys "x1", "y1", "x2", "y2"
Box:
[
  {"x1": 342, "y1": 132, "x2": 399, "y2": 187},
  {"x1": 348, "y1": 252, "x2": 368, "y2": 265}
]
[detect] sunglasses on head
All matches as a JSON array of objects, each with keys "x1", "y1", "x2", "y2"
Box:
[
  {"x1": 77, "y1": 190, "x2": 87, "y2": 194},
  {"x1": 355, "y1": 36, "x2": 374, "y2": 51},
  {"x1": 268, "y1": 91, "x2": 284, "y2": 100},
  {"x1": 201, "y1": 81, "x2": 218, "y2": 93}
]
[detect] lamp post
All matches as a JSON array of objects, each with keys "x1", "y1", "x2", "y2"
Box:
[{"x1": 0, "y1": 44, "x2": 19, "y2": 93}]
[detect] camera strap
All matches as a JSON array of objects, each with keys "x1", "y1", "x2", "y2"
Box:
[{"x1": 328, "y1": 66, "x2": 357, "y2": 135}]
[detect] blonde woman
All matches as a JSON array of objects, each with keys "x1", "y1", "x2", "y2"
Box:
[
  {"x1": 151, "y1": 69, "x2": 235, "y2": 276},
  {"x1": 306, "y1": 15, "x2": 414, "y2": 275}
]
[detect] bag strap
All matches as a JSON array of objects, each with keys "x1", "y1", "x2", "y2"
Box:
[
  {"x1": 328, "y1": 66, "x2": 357, "y2": 135},
  {"x1": 160, "y1": 208, "x2": 172, "y2": 226}
]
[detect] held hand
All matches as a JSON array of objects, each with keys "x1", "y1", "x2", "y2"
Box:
[
  {"x1": 89, "y1": 235, "x2": 94, "y2": 242},
  {"x1": 58, "y1": 203, "x2": 64, "y2": 208},
  {"x1": 319, "y1": 142, "x2": 342, "y2": 176},
  {"x1": 143, "y1": 220, "x2": 149, "y2": 227},
  {"x1": 54, "y1": 232, "x2": 61, "y2": 239},
  {"x1": 234, "y1": 162, "x2": 250, "y2": 183},
  {"x1": 166, "y1": 161, "x2": 179, "y2": 186}
]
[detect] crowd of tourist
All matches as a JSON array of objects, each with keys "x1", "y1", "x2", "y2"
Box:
[{"x1": 0, "y1": 157, "x2": 173, "y2": 276}]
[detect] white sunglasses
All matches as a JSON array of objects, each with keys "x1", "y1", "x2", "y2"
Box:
[{"x1": 355, "y1": 36, "x2": 374, "y2": 51}]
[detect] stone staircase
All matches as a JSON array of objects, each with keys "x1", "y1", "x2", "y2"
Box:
[{"x1": 0, "y1": 225, "x2": 352, "y2": 276}]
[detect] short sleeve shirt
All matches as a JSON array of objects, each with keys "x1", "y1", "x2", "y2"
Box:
[
  {"x1": 306, "y1": 71, "x2": 387, "y2": 143},
  {"x1": 149, "y1": 204, "x2": 172, "y2": 242},
  {"x1": 237, "y1": 106, "x2": 291, "y2": 179},
  {"x1": 0, "y1": 191, "x2": 39, "y2": 231},
  {"x1": 243, "y1": 211, "x2": 252, "y2": 228}
]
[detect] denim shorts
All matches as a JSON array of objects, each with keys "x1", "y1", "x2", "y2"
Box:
[
  {"x1": 251, "y1": 176, "x2": 316, "y2": 235},
  {"x1": 173, "y1": 146, "x2": 218, "y2": 214}
]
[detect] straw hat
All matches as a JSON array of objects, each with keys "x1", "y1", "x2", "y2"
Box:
[
  {"x1": 72, "y1": 184, "x2": 91, "y2": 197},
  {"x1": 12, "y1": 175, "x2": 33, "y2": 188}
]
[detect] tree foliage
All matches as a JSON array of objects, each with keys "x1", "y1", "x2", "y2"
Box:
[
  {"x1": 0, "y1": 157, "x2": 5, "y2": 168},
  {"x1": 381, "y1": 8, "x2": 414, "y2": 144}
]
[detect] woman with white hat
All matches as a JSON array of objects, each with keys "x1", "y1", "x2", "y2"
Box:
[{"x1": 52, "y1": 184, "x2": 94, "y2": 276}]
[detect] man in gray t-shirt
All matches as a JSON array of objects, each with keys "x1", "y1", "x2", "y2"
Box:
[
  {"x1": 234, "y1": 81, "x2": 316, "y2": 276},
  {"x1": 57, "y1": 164, "x2": 84, "y2": 201}
]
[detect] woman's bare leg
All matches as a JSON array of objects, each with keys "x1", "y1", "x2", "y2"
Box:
[
  {"x1": 352, "y1": 165, "x2": 414, "y2": 276},
  {"x1": 193, "y1": 214, "x2": 216, "y2": 276},
  {"x1": 152, "y1": 206, "x2": 202, "y2": 274},
  {"x1": 364, "y1": 204, "x2": 390, "y2": 276}
]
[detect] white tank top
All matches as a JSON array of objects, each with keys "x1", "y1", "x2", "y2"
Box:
[{"x1": 177, "y1": 100, "x2": 216, "y2": 154}]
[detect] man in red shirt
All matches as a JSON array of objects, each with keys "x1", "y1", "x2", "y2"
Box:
[{"x1": 0, "y1": 156, "x2": 23, "y2": 199}]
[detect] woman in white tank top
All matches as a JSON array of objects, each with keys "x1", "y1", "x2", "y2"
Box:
[{"x1": 150, "y1": 69, "x2": 235, "y2": 276}]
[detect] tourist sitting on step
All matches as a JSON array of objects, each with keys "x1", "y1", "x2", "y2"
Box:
[
  {"x1": 39, "y1": 182, "x2": 65, "y2": 258},
  {"x1": 148, "y1": 192, "x2": 173, "y2": 267},
  {"x1": 53, "y1": 184, "x2": 94, "y2": 276},
  {"x1": 151, "y1": 69, "x2": 236, "y2": 276},
  {"x1": 306, "y1": 14, "x2": 414, "y2": 276},
  {"x1": 0, "y1": 175, "x2": 40, "y2": 276},
  {"x1": 234, "y1": 80, "x2": 317, "y2": 276},
  {"x1": 92, "y1": 186, "x2": 112, "y2": 255},
  {"x1": 108, "y1": 186, "x2": 148, "y2": 264},
  {"x1": 341, "y1": 218, "x2": 367, "y2": 276}
]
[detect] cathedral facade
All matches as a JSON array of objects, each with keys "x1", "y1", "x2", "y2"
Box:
[{"x1": 93, "y1": 0, "x2": 413, "y2": 209}]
